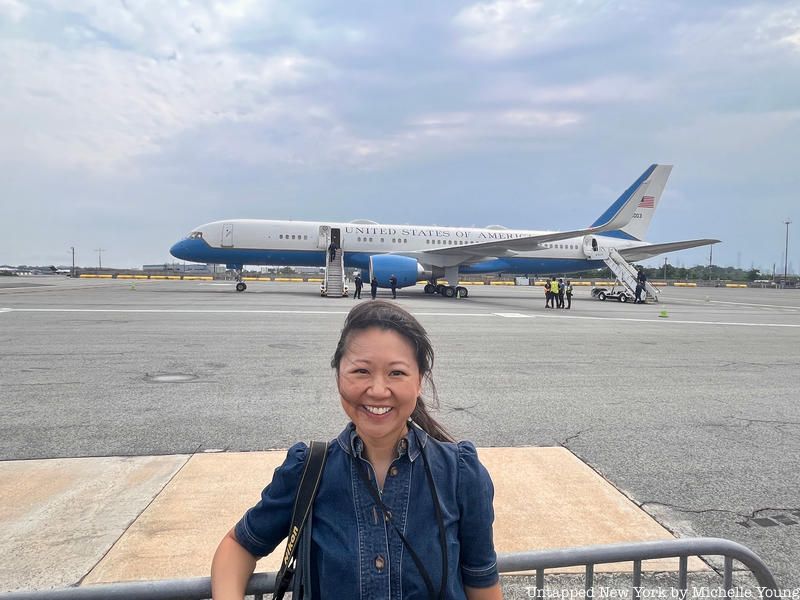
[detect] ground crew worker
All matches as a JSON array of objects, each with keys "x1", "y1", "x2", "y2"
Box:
[
  {"x1": 544, "y1": 278, "x2": 552, "y2": 308},
  {"x1": 550, "y1": 277, "x2": 560, "y2": 308},
  {"x1": 328, "y1": 240, "x2": 338, "y2": 262},
  {"x1": 565, "y1": 280, "x2": 573, "y2": 309},
  {"x1": 389, "y1": 274, "x2": 398, "y2": 299},
  {"x1": 370, "y1": 276, "x2": 378, "y2": 299},
  {"x1": 353, "y1": 273, "x2": 362, "y2": 299},
  {"x1": 557, "y1": 278, "x2": 565, "y2": 308},
  {"x1": 635, "y1": 268, "x2": 647, "y2": 303}
]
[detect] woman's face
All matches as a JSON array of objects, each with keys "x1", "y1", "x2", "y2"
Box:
[{"x1": 337, "y1": 327, "x2": 422, "y2": 449}]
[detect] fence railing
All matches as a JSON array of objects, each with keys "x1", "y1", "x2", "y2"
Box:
[{"x1": 0, "y1": 537, "x2": 778, "y2": 600}]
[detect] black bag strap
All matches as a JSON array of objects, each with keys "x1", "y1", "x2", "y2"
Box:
[{"x1": 273, "y1": 440, "x2": 328, "y2": 600}]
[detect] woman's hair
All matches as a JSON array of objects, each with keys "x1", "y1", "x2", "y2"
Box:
[{"x1": 331, "y1": 300, "x2": 454, "y2": 442}]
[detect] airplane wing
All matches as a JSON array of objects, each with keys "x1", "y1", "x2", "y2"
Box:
[
  {"x1": 421, "y1": 177, "x2": 650, "y2": 259},
  {"x1": 617, "y1": 239, "x2": 721, "y2": 262}
]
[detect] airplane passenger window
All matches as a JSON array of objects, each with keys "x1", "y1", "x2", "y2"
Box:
[
  {"x1": 369, "y1": 237, "x2": 373, "y2": 242},
  {"x1": 279, "y1": 235, "x2": 283, "y2": 239},
  {"x1": 381, "y1": 238, "x2": 384, "y2": 243}
]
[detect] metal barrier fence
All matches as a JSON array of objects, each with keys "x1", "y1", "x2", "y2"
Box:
[{"x1": 0, "y1": 537, "x2": 778, "y2": 600}]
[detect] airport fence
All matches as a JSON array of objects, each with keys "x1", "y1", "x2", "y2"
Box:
[{"x1": 0, "y1": 537, "x2": 778, "y2": 600}]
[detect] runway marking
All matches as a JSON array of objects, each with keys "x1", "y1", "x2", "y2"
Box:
[
  {"x1": 674, "y1": 298, "x2": 800, "y2": 310},
  {"x1": 709, "y1": 300, "x2": 800, "y2": 310},
  {"x1": 532, "y1": 313, "x2": 800, "y2": 328},
  {"x1": 2, "y1": 307, "x2": 798, "y2": 328},
  {"x1": 493, "y1": 312, "x2": 534, "y2": 318}
]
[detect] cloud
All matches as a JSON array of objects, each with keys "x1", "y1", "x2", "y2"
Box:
[
  {"x1": 0, "y1": 39, "x2": 328, "y2": 171},
  {"x1": 452, "y1": 0, "x2": 611, "y2": 59},
  {"x1": 0, "y1": 0, "x2": 27, "y2": 22}
]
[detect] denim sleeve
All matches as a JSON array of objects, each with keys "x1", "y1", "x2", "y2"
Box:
[
  {"x1": 234, "y1": 442, "x2": 308, "y2": 558},
  {"x1": 456, "y1": 441, "x2": 499, "y2": 588}
]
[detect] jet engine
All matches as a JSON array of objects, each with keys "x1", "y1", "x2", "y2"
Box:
[{"x1": 368, "y1": 255, "x2": 425, "y2": 288}]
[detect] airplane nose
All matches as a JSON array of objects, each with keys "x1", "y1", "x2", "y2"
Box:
[{"x1": 170, "y1": 240, "x2": 187, "y2": 259}]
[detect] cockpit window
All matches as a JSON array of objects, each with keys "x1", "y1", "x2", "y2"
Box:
[{"x1": 188, "y1": 231, "x2": 203, "y2": 239}]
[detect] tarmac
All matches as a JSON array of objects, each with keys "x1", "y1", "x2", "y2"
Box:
[{"x1": 1, "y1": 277, "x2": 798, "y2": 593}]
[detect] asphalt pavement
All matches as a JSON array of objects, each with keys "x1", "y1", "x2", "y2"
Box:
[{"x1": 1, "y1": 277, "x2": 798, "y2": 590}]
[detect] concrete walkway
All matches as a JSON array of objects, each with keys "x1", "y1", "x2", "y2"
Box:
[{"x1": 0, "y1": 447, "x2": 704, "y2": 592}]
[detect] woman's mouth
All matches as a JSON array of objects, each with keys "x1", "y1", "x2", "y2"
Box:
[{"x1": 364, "y1": 405, "x2": 393, "y2": 416}]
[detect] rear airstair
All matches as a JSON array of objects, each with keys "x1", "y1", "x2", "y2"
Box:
[
  {"x1": 322, "y1": 248, "x2": 347, "y2": 297},
  {"x1": 603, "y1": 247, "x2": 659, "y2": 302}
]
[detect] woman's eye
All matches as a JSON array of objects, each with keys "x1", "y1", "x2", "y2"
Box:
[{"x1": 390, "y1": 370, "x2": 406, "y2": 377}]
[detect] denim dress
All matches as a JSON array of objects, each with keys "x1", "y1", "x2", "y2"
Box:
[{"x1": 235, "y1": 423, "x2": 499, "y2": 599}]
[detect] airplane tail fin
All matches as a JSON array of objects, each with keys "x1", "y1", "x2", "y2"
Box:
[{"x1": 591, "y1": 164, "x2": 673, "y2": 241}]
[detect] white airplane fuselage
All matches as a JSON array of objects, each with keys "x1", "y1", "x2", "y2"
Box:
[
  {"x1": 169, "y1": 165, "x2": 719, "y2": 291},
  {"x1": 170, "y1": 218, "x2": 645, "y2": 277}
]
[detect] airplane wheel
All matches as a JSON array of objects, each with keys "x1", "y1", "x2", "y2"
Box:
[
  {"x1": 424, "y1": 284, "x2": 436, "y2": 294},
  {"x1": 619, "y1": 294, "x2": 628, "y2": 303},
  {"x1": 436, "y1": 284, "x2": 447, "y2": 295},
  {"x1": 236, "y1": 282, "x2": 247, "y2": 292},
  {"x1": 456, "y1": 286, "x2": 468, "y2": 298},
  {"x1": 443, "y1": 286, "x2": 456, "y2": 298},
  {"x1": 598, "y1": 292, "x2": 606, "y2": 301}
]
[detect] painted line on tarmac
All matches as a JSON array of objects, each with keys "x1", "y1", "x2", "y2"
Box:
[
  {"x1": 3, "y1": 307, "x2": 798, "y2": 328},
  {"x1": 671, "y1": 297, "x2": 800, "y2": 310},
  {"x1": 1, "y1": 307, "x2": 493, "y2": 318},
  {"x1": 532, "y1": 312, "x2": 800, "y2": 328},
  {"x1": 2, "y1": 308, "x2": 352, "y2": 315},
  {"x1": 708, "y1": 300, "x2": 800, "y2": 310}
]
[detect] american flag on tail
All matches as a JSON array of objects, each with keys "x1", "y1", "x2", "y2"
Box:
[{"x1": 638, "y1": 195, "x2": 655, "y2": 208}]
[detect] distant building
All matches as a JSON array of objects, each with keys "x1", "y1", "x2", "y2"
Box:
[{"x1": 142, "y1": 263, "x2": 215, "y2": 274}]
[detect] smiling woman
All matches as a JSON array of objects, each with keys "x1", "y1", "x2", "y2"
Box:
[{"x1": 211, "y1": 301, "x2": 502, "y2": 600}]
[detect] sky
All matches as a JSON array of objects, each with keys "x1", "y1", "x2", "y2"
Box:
[{"x1": 1, "y1": 0, "x2": 798, "y2": 272}]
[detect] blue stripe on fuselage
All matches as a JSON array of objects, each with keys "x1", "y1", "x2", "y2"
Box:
[
  {"x1": 460, "y1": 257, "x2": 605, "y2": 274},
  {"x1": 169, "y1": 239, "x2": 605, "y2": 276}
]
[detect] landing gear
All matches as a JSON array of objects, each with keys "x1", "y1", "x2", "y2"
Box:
[
  {"x1": 230, "y1": 266, "x2": 247, "y2": 292},
  {"x1": 424, "y1": 280, "x2": 468, "y2": 299}
]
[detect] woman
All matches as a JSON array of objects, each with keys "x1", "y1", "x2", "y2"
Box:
[{"x1": 212, "y1": 301, "x2": 502, "y2": 599}]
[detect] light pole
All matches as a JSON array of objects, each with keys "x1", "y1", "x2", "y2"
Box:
[
  {"x1": 95, "y1": 248, "x2": 105, "y2": 271},
  {"x1": 70, "y1": 246, "x2": 75, "y2": 277},
  {"x1": 708, "y1": 244, "x2": 713, "y2": 282},
  {"x1": 663, "y1": 257, "x2": 668, "y2": 282},
  {"x1": 784, "y1": 218, "x2": 792, "y2": 283}
]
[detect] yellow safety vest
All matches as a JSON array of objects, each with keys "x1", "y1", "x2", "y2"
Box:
[{"x1": 551, "y1": 280, "x2": 559, "y2": 294}]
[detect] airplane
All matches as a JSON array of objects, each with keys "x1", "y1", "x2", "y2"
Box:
[{"x1": 169, "y1": 164, "x2": 720, "y2": 297}]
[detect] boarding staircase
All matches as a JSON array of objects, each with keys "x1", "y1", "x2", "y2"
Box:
[
  {"x1": 322, "y1": 248, "x2": 346, "y2": 297},
  {"x1": 603, "y1": 247, "x2": 659, "y2": 302}
]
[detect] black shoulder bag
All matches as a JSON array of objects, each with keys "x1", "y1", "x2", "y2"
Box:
[{"x1": 273, "y1": 440, "x2": 328, "y2": 600}]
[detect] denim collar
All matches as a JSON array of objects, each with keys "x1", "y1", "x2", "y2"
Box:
[{"x1": 336, "y1": 421, "x2": 427, "y2": 463}]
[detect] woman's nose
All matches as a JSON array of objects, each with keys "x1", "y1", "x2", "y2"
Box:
[{"x1": 367, "y1": 376, "x2": 391, "y2": 397}]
